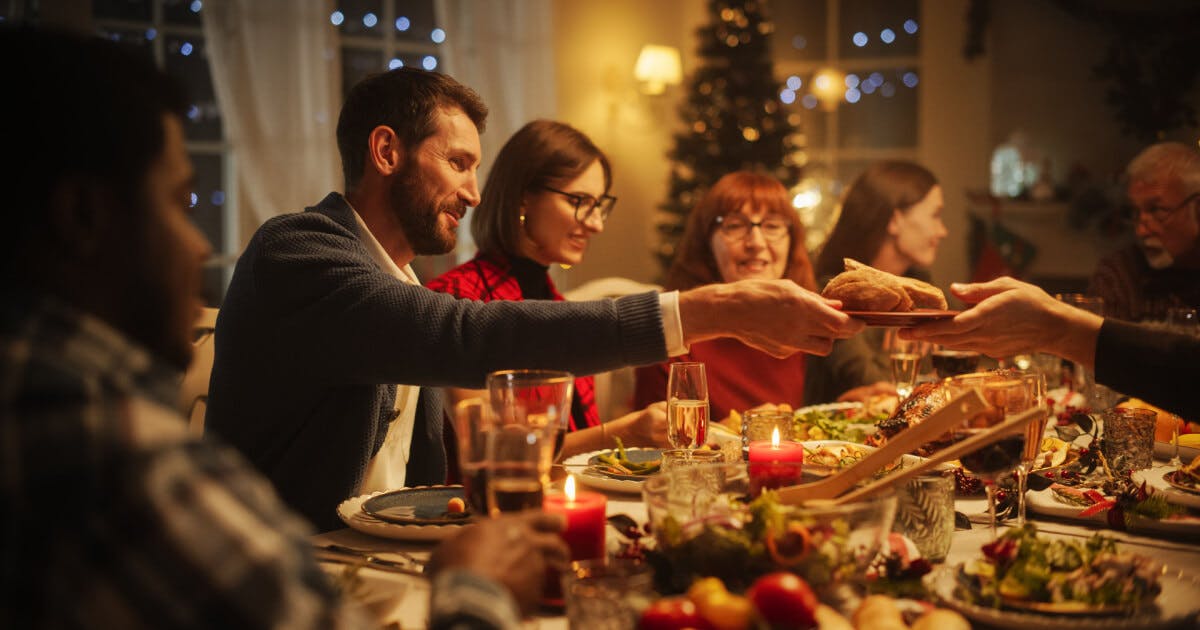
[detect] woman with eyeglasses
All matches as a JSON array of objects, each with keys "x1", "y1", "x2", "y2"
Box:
[
  {"x1": 428, "y1": 119, "x2": 669, "y2": 454},
  {"x1": 633, "y1": 171, "x2": 818, "y2": 421},
  {"x1": 803, "y1": 160, "x2": 948, "y2": 405}
]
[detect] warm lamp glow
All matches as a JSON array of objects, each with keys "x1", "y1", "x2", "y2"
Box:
[
  {"x1": 565, "y1": 474, "x2": 577, "y2": 501},
  {"x1": 811, "y1": 67, "x2": 846, "y2": 111},
  {"x1": 771, "y1": 426, "x2": 780, "y2": 448},
  {"x1": 634, "y1": 44, "x2": 682, "y2": 95}
]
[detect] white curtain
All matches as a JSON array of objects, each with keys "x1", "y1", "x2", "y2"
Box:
[
  {"x1": 435, "y1": 0, "x2": 558, "y2": 261},
  {"x1": 202, "y1": 0, "x2": 342, "y2": 246}
]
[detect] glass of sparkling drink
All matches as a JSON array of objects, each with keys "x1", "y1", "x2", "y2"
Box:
[{"x1": 666, "y1": 362, "x2": 709, "y2": 459}]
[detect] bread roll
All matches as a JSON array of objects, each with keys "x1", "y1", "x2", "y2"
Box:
[
  {"x1": 821, "y1": 268, "x2": 912, "y2": 311},
  {"x1": 897, "y1": 276, "x2": 948, "y2": 309},
  {"x1": 852, "y1": 595, "x2": 908, "y2": 630}
]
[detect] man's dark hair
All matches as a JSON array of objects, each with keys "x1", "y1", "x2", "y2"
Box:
[
  {"x1": 0, "y1": 26, "x2": 187, "y2": 279},
  {"x1": 336, "y1": 67, "x2": 488, "y2": 191}
]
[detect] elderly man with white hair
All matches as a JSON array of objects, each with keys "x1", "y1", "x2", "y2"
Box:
[{"x1": 1089, "y1": 141, "x2": 1200, "y2": 322}]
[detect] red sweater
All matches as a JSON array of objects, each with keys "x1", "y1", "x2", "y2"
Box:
[
  {"x1": 427, "y1": 251, "x2": 600, "y2": 431},
  {"x1": 633, "y1": 337, "x2": 806, "y2": 422}
]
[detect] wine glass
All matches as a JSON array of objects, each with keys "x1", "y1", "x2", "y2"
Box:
[
  {"x1": 930, "y1": 345, "x2": 982, "y2": 379},
  {"x1": 666, "y1": 362, "x2": 709, "y2": 458},
  {"x1": 486, "y1": 369, "x2": 574, "y2": 465},
  {"x1": 947, "y1": 371, "x2": 1037, "y2": 537},
  {"x1": 1014, "y1": 372, "x2": 1047, "y2": 525},
  {"x1": 887, "y1": 335, "x2": 927, "y2": 400},
  {"x1": 1164, "y1": 307, "x2": 1197, "y2": 467}
]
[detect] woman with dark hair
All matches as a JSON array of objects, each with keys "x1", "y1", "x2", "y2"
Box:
[
  {"x1": 633, "y1": 171, "x2": 818, "y2": 421},
  {"x1": 428, "y1": 119, "x2": 668, "y2": 454},
  {"x1": 804, "y1": 160, "x2": 948, "y2": 404}
]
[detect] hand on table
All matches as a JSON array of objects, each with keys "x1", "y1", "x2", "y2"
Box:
[
  {"x1": 613, "y1": 401, "x2": 668, "y2": 447},
  {"x1": 429, "y1": 512, "x2": 569, "y2": 616},
  {"x1": 680, "y1": 279, "x2": 865, "y2": 358},
  {"x1": 898, "y1": 277, "x2": 1102, "y2": 368}
]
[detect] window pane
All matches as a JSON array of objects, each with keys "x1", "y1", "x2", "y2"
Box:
[
  {"x1": 342, "y1": 46, "x2": 383, "y2": 95},
  {"x1": 839, "y1": 0, "x2": 919, "y2": 59},
  {"x1": 189, "y1": 152, "x2": 227, "y2": 305},
  {"x1": 837, "y1": 67, "x2": 918, "y2": 149},
  {"x1": 94, "y1": 0, "x2": 152, "y2": 21},
  {"x1": 772, "y1": 0, "x2": 827, "y2": 62},
  {"x1": 163, "y1": 0, "x2": 204, "y2": 26},
  {"x1": 95, "y1": 27, "x2": 155, "y2": 61},
  {"x1": 335, "y1": 0, "x2": 384, "y2": 38},
  {"x1": 164, "y1": 35, "x2": 222, "y2": 142},
  {"x1": 392, "y1": 0, "x2": 438, "y2": 45}
]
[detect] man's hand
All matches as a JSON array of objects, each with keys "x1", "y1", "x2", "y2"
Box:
[
  {"x1": 899, "y1": 277, "x2": 1102, "y2": 368},
  {"x1": 679, "y1": 279, "x2": 864, "y2": 357},
  {"x1": 429, "y1": 512, "x2": 569, "y2": 616}
]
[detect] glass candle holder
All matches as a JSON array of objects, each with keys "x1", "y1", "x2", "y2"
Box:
[
  {"x1": 740, "y1": 408, "x2": 795, "y2": 461},
  {"x1": 1100, "y1": 407, "x2": 1155, "y2": 476}
]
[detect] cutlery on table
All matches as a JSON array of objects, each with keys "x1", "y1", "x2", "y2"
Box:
[{"x1": 313, "y1": 544, "x2": 426, "y2": 575}]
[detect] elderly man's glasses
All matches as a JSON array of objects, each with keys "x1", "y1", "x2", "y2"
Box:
[
  {"x1": 541, "y1": 186, "x2": 617, "y2": 224},
  {"x1": 1132, "y1": 192, "x2": 1198, "y2": 224},
  {"x1": 714, "y1": 214, "x2": 790, "y2": 241}
]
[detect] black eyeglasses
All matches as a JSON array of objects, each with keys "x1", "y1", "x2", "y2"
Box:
[
  {"x1": 541, "y1": 186, "x2": 617, "y2": 224},
  {"x1": 1131, "y1": 192, "x2": 1199, "y2": 224},
  {"x1": 713, "y1": 214, "x2": 791, "y2": 242}
]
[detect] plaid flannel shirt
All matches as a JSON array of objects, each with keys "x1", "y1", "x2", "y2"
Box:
[
  {"x1": 0, "y1": 298, "x2": 371, "y2": 629},
  {"x1": 427, "y1": 252, "x2": 601, "y2": 431}
]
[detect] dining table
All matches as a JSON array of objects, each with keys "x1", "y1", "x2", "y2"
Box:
[{"x1": 311, "y1": 462, "x2": 1200, "y2": 630}]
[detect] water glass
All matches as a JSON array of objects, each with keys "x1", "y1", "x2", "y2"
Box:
[
  {"x1": 892, "y1": 470, "x2": 955, "y2": 562},
  {"x1": 1101, "y1": 407, "x2": 1155, "y2": 476},
  {"x1": 1053, "y1": 294, "x2": 1114, "y2": 407},
  {"x1": 562, "y1": 558, "x2": 655, "y2": 630},
  {"x1": 740, "y1": 408, "x2": 795, "y2": 461},
  {"x1": 486, "y1": 369, "x2": 574, "y2": 464},
  {"x1": 661, "y1": 448, "x2": 724, "y2": 472},
  {"x1": 453, "y1": 398, "x2": 493, "y2": 515},
  {"x1": 666, "y1": 362, "x2": 709, "y2": 453},
  {"x1": 485, "y1": 423, "x2": 549, "y2": 516}
]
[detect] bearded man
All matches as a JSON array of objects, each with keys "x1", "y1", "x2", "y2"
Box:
[
  {"x1": 206, "y1": 68, "x2": 862, "y2": 530},
  {"x1": 1089, "y1": 142, "x2": 1200, "y2": 323}
]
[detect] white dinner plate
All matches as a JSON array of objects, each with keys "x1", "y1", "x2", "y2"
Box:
[
  {"x1": 337, "y1": 489, "x2": 468, "y2": 541},
  {"x1": 1025, "y1": 485, "x2": 1200, "y2": 536},
  {"x1": 926, "y1": 564, "x2": 1200, "y2": 629},
  {"x1": 565, "y1": 447, "x2": 662, "y2": 494},
  {"x1": 1154, "y1": 440, "x2": 1200, "y2": 463},
  {"x1": 1132, "y1": 465, "x2": 1200, "y2": 511}
]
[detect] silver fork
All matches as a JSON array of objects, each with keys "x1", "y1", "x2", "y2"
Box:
[{"x1": 317, "y1": 543, "x2": 429, "y2": 569}]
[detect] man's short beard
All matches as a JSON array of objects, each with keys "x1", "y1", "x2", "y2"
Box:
[{"x1": 389, "y1": 166, "x2": 460, "y2": 256}]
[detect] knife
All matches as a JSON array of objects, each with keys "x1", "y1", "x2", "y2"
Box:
[{"x1": 313, "y1": 546, "x2": 425, "y2": 576}]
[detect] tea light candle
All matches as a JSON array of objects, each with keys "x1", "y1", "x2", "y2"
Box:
[
  {"x1": 748, "y1": 427, "x2": 804, "y2": 493},
  {"x1": 543, "y1": 475, "x2": 607, "y2": 560}
]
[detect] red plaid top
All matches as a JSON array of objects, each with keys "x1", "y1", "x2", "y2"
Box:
[{"x1": 427, "y1": 252, "x2": 601, "y2": 431}]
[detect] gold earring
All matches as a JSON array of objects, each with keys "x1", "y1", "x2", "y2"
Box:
[
  {"x1": 559, "y1": 264, "x2": 572, "y2": 270},
  {"x1": 520, "y1": 214, "x2": 526, "y2": 225}
]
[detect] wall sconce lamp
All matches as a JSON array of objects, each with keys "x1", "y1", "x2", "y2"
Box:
[
  {"x1": 633, "y1": 44, "x2": 682, "y2": 95},
  {"x1": 811, "y1": 67, "x2": 846, "y2": 111}
]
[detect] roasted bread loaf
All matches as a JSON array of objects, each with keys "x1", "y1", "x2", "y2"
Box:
[{"x1": 822, "y1": 258, "x2": 948, "y2": 311}]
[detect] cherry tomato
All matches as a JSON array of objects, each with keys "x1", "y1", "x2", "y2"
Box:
[
  {"x1": 746, "y1": 572, "x2": 818, "y2": 630},
  {"x1": 640, "y1": 597, "x2": 713, "y2": 630}
]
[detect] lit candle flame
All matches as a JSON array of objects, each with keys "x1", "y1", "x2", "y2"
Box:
[
  {"x1": 771, "y1": 426, "x2": 781, "y2": 448},
  {"x1": 565, "y1": 474, "x2": 577, "y2": 502}
]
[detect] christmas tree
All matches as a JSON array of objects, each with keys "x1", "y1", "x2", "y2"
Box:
[{"x1": 655, "y1": 0, "x2": 805, "y2": 274}]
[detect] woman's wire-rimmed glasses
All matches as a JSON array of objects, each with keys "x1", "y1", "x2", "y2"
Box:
[
  {"x1": 540, "y1": 185, "x2": 617, "y2": 224},
  {"x1": 713, "y1": 214, "x2": 790, "y2": 241}
]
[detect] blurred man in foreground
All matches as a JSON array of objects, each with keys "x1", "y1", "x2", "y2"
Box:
[
  {"x1": 1090, "y1": 142, "x2": 1200, "y2": 322},
  {"x1": 0, "y1": 26, "x2": 562, "y2": 629},
  {"x1": 902, "y1": 276, "x2": 1200, "y2": 419}
]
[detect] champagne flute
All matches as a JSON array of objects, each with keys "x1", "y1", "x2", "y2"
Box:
[
  {"x1": 947, "y1": 372, "x2": 1037, "y2": 537},
  {"x1": 888, "y1": 335, "x2": 926, "y2": 400},
  {"x1": 1015, "y1": 372, "x2": 1047, "y2": 525},
  {"x1": 666, "y1": 362, "x2": 709, "y2": 458}
]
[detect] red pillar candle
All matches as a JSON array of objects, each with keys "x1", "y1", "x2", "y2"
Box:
[
  {"x1": 543, "y1": 475, "x2": 608, "y2": 561},
  {"x1": 749, "y1": 427, "x2": 805, "y2": 494}
]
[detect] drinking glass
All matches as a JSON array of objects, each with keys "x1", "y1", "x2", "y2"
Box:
[
  {"x1": 892, "y1": 470, "x2": 956, "y2": 562},
  {"x1": 930, "y1": 345, "x2": 982, "y2": 379},
  {"x1": 562, "y1": 558, "x2": 655, "y2": 630},
  {"x1": 666, "y1": 362, "x2": 709, "y2": 457},
  {"x1": 661, "y1": 448, "x2": 724, "y2": 472},
  {"x1": 1053, "y1": 294, "x2": 1114, "y2": 407},
  {"x1": 485, "y1": 422, "x2": 549, "y2": 516},
  {"x1": 453, "y1": 398, "x2": 493, "y2": 516},
  {"x1": 1015, "y1": 372, "x2": 1047, "y2": 525},
  {"x1": 888, "y1": 337, "x2": 926, "y2": 400},
  {"x1": 946, "y1": 371, "x2": 1038, "y2": 537},
  {"x1": 1164, "y1": 307, "x2": 1198, "y2": 466},
  {"x1": 486, "y1": 369, "x2": 574, "y2": 464}
]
